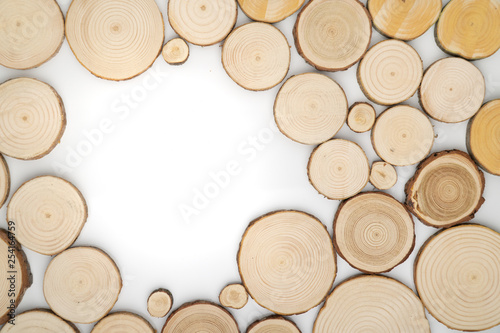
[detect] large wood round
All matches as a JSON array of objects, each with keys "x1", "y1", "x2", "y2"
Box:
[
  {"x1": 219, "y1": 283, "x2": 248, "y2": 309},
  {"x1": 371, "y1": 105, "x2": 434, "y2": 166},
  {"x1": 405, "y1": 150, "x2": 485, "y2": 228},
  {"x1": 43, "y1": 247, "x2": 122, "y2": 324},
  {"x1": 347, "y1": 102, "x2": 376, "y2": 133},
  {"x1": 0, "y1": 78, "x2": 66, "y2": 160},
  {"x1": 92, "y1": 312, "x2": 154, "y2": 333},
  {"x1": 0, "y1": 0, "x2": 64, "y2": 69},
  {"x1": 162, "y1": 38, "x2": 189, "y2": 65},
  {"x1": 0, "y1": 155, "x2": 9, "y2": 209},
  {"x1": 247, "y1": 316, "x2": 301, "y2": 333},
  {"x1": 238, "y1": 0, "x2": 305, "y2": 23},
  {"x1": 370, "y1": 161, "x2": 398, "y2": 190},
  {"x1": 274, "y1": 73, "x2": 348, "y2": 145},
  {"x1": 147, "y1": 288, "x2": 173, "y2": 318},
  {"x1": 467, "y1": 99, "x2": 500, "y2": 175},
  {"x1": 314, "y1": 275, "x2": 430, "y2": 332},
  {"x1": 222, "y1": 22, "x2": 290, "y2": 91},
  {"x1": 168, "y1": 0, "x2": 237, "y2": 46},
  {"x1": 238, "y1": 211, "x2": 336, "y2": 315},
  {"x1": 358, "y1": 39, "x2": 423, "y2": 105},
  {"x1": 0, "y1": 309, "x2": 79, "y2": 333},
  {"x1": 293, "y1": 0, "x2": 372, "y2": 71},
  {"x1": 415, "y1": 224, "x2": 500, "y2": 331},
  {"x1": 436, "y1": 0, "x2": 500, "y2": 60},
  {"x1": 66, "y1": 0, "x2": 164, "y2": 81},
  {"x1": 308, "y1": 139, "x2": 370, "y2": 200}
]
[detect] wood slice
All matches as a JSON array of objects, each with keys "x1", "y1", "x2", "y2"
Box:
[
  {"x1": 162, "y1": 301, "x2": 239, "y2": 333},
  {"x1": 247, "y1": 316, "x2": 301, "y2": 333},
  {"x1": 168, "y1": 0, "x2": 237, "y2": 46},
  {"x1": 405, "y1": 150, "x2": 485, "y2": 228},
  {"x1": 43, "y1": 247, "x2": 122, "y2": 324},
  {"x1": 162, "y1": 38, "x2": 189, "y2": 65},
  {"x1": 0, "y1": 309, "x2": 79, "y2": 333},
  {"x1": 415, "y1": 224, "x2": 500, "y2": 331},
  {"x1": 419, "y1": 57, "x2": 485, "y2": 123},
  {"x1": 0, "y1": 78, "x2": 65, "y2": 160},
  {"x1": 65, "y1": 0, "x2": 164, "y2": 81},
  {"x1": 370, "y1": 161, "x2": 397, "y2": 190},
  {"x1": 368, "y1": 0, "x2": 442, "y2": 40},
  {"x1": 467, "y1": 99, "x2": 500, "y2": 175},
  {"x1": 92, "y1": 312, "x2": 155, "y2": 333},
  {"x1": 0, "y1": 0, "x2": 64, "y2": 69},
  {"x1": 314, "y1": 275, "x2": 430, "y2": 332},
  {"x1": 222, "y1": 22, "x2": 290, "y2": 91},
  {"x1": 358, "y1": 39, "x2": 423, "y2": 105},
  {"x1": 238, "y1": 210, "x2": 336, "y2": 315},
  {"x1": 436, "y1": 0, "x2": 500, "y2": 60},
  {"x1": 147, "y1": 288, "x2": 173, "y2": 318},
  {"x1": 274, "y1": 73, "x2": 348, "y2": 145},
  {"x1": 0, "y1": 155, "x2": 9, "y2": 209},
  {"x1": 7, "y1": 175, "x2": 88, "y2": 256},
  {"x1": 347, "y1": 102, "x2": 376, "y2": 133},
  {"x1": 371, "y1": 105, "x2": 434, "y2": 166},
  {"x1": 238, "y1": 0, "x2": 305, "y2": 23},
  {"x1": 219, "y1": 283, "x2": 248, "y2": 309},
  {"x1": 308, "y1": 139, "x2": 370, "y2": 200}
]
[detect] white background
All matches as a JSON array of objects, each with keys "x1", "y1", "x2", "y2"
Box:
[{"x1": 1, "y1": 0, "x2": 500, "y2": 332}]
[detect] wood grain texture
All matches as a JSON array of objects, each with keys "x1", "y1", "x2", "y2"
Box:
[
  {"x1": 219, "y1": 283, "x2": 248, "y2": 309},
  {"x1": 162, "y1": 38, "x2": 189, "y2": 65},
  {"x1": 370, "y1": 161, "x2": 397, "y2": 190},
  {"x1": 0, "y1": 155, "x2": 9, "y2": 209},
  {"x1": 0, "y1": 309, "x2": 79, "y2": 333},
  {"x1": 247, "y1": 316, "x2": 301, "y2": 333},
  {"x1": 347, "y1": 102, "x2": 376, "y2": 133},
  {"x1": 148, "y1": 288, "x2": 173, "y2": 318},
  {"x1": 91, "y1": 312, "x2": 155, "y2": 333},
  {"x1": 238, "y1": 0, "x2": 305, "y2": 22}
]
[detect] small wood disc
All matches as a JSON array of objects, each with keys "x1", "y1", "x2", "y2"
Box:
[
  {"x1": 0, "y1": 0, "x2": 65, "y2": 69},
  {"x1": 314, "y1": 275, "x2": 430, "y2": 332},
  {"x1": 420, "y1": 57, "x2": 485, "y2": 123},
  {"x1": 467, "y1": 99, "x2": 500, "y2": 175},
  {"x1": 293, "y1": 0, "x2": 372, "y2": 71},
  {"x1": 370, "y1": 161, "x2": 397, "y2": 190},
  {"x1": 247, "y1": 316, "x2": 301, "y2": 333},
  {"x1": 347, "y1": 102, "x2": 376, "y2": 133},
  {"x1": 147, "y1": 288, "x2": 173, "y2": 318},
  {"x1": 168, "y1": 0, "x2": 237, "y2": 46},
  {"x1": 0, "y1": 155, "x2": 9, "y2": 209},
  {"x1": 368, "y1": 0, "x2": 442, "y2": 40},
  {"x1": 274, "y1": 73, "x2": 348, "y2": 145},
  {"x1": 308, "y1": 139, "x2": 370, "y2": 200},
  {"x1": 0, "y1": 78, "x2": 66, "y2": 160},
  {"x1": 162, "y1": 301, "x2": 239, "y2": 333},
  {"x1": 66, "y1": 0, "x2": 164, "y2": 81},
  {"x1": 222, "y1": 22, "x2": 290, "y2": 91},
  {"x1": 0, "y1": 309, "x2": 79, "y2": 333},
  {"x1": 436, "y1": 0, "x2": 500, "y2": 60},
  {"x1": 92, "y1": 312, "x2": 155, "y2": 333},
  {"x1": 358, "y1": 39, "x2": 423, "y2": 105},
  {"x1": 238, "y1": 0, "x2": 305, "y2": 23},
  {"x1": 219, "y1": 283, "x2": 248, "y2": 309},
  {"x1": 7, "y1": 175, "x2": 88, "y2": 256},
  {"x1": 415, "y1": 224, "x2": 500, "y2": 331},
  {"x1": 238, "y1": 211, "x2": 336, "y2": 315},
  {"x1": 371, "y1": 105, "x2": 434, "y2": 166},
  {"x1": 162, "y1": 38, "x2": 189, "y2": 65},
  {"x1": 405, "y1": 150, "x2": 485, "y2": 228},
  {"x1": 43, "y1": 247, "x2": 122, "y2": 324}
]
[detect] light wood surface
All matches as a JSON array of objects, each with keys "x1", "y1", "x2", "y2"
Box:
[
  {"x1": 163, "y1": 38, "x2": 189, "y2": 65},
  {"x1": 219, "y1": 284, "x2": 248, "y2": 309},
  {"x1": 370, "y1": 161, "x2": 397, "y2": 190},
  {"x1": 347, "y1": 102, "x2": 376, "y2": 133},
  {"x1": 238, "y1": 0, "x2": 305, "y2": 22},
  {"x1": 0, "y1": 155, "x2": 9, "y2": 209},
  {"x1": 91, "y1": 312, "x2": 155, "y2": 333},
  {"x1": 0, "y1": 309, "x2": 79, "y2": 333},
  {"x1": 247, "y1": 316, "x2": 301, "y2": 333},
  {"x1": 148, "y1": 288, "x2": 173, "y2": 318}
]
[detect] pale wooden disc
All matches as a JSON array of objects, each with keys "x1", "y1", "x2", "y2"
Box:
[
  {"x1": 238, "y1": 0, "x2": 305, "y2": 23},
  {"x1": 314, "y1": 275, "x2": 430, "y2": 332},
  {"x1": 308, "y1": 139, "x2": 370, "y2": 200},
  {"x1": 0, "y1": 155, "x2": 9, "y2": 209},
  {"x1": 415, "y1": 224, "x2": 500, "y2": 331},
  {"x1": 92, "y1": 312, "x2": 155, "y2": 333},
  {"x1": 162, "y1": 38, "x2": 189, "y2": 65},
  {"x1": 66, "y1": 0, "x2": 164, "y2": 81},
  {"x1": 0, "y1": 309, "x2": 79, "y2": 333},
  {"x1": 7, "y1": 176, "x2": 88, "y2": 256},
  {"x1": 168, "y1": 0, "x2": 237, "y2": 46},
  {"x1": 238, "y1": 211, "x2": 336, "y2": 315},
  {"x1": 420, "y1": 57, "x2": 485, "y2": 123},
  {"x1": 368, "y1": 0, "x2": 442, "y2": 40},
  {"x1": 405, "y1": 150, "x2": 485, "y2": 228},
  {"x1": 371, "y1": 105, "x2": 434, "y2": 166},
  {"x1": 147, "y1": 288, "x2": 173, "y2": 318},
  {"x1": 162, "y1": 301, "x2": 239, "y2": 333},
  {"x1": 0, "y1": 78, "x2": 66, "y2": 160},
  {"x1": 347, "y1": 102, "x2": 376, "y2": 133},
  {"x1": 219, "y1": 283, "x2": 248, "y2": 309},
  {"x1": 358, "y1": 39, "x2": 423, "y2": 105},
  {"x1": 43, "y1": 247, "x2": 122, "y2": 324},
  {"x1": 247, "y1": 316, "x2": 301, "y2": 333},
  {"x1": 274, "y1": 73, "x2": 348, "y2": 145},
  {"x1": 370, "y1": 161, "x2": 397, "y2": 190},
  {"x1": 436, "y1": 0, "x2": 500, "y2": 60},
  {"x1": 222, "y1": 22, "x2": 290, "y2": 91},
  {"x1": 0, "y1": 0, "x2": 64, "y2": 69}
]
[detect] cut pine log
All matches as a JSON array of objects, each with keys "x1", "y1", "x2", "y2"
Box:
[
  {"x1": 92, "y1": 312, "x2": 155, "y2": 333},
  {"x1": 219, "y1": 284, "x2": 248, "y2": 309},
  {"x1": 147, "y1": 288, "x2": 173, "y2": 318},
  {"x1": 347, "y1": 102, "x2": 376, "y2": 133},
  {"x1": 247, "y1": 316, "x2": 301, "y2": 333},
  {"x1": 162, "y1": 38, "x2": 189, "y2": 65},
  {"x1": 0, "y1": 155, "x2": 9, "y2": 209},
  {"x1": 238, "y1": 0, "x2": 305, "y2": 23},
  {"x1": 0, "y1": 309, "x2": 79, "y2": 333},
  {"x1": 370, "y1": 161, "x2": 397, "y2": 190}
]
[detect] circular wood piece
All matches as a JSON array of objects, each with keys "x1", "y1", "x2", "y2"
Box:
[
  {"x1": 0, "y1": 78, "x2": 65, "y2": 160},
  {"x1": 294, "y1": 0, "x2": 372, "y2": 71},
  {"x1": 43, "y1": 247, "x2": 122, "y2": 324},
  {"x1": 238, "y1": 0, "x2": 305, "y2": 23},
  {"x1": 7, "y1": 176, "x2": 88, "y2": 256},
  {"x1": 162, "y1": 38, "x2": 189, "y2": 65},
  {"x1": 0, "y1": 0, "x2": 65, "y2": 69},
  {"x1": 370, "y1": 161, "x2": 397, "y2": 190},
  {"x1": 222, "y1": 22, "x2": 290, "y2": 91},
  {"x1": 238, "y1": 211, "x2": 336, "y2": 315},
  {"x1": 162, "y1": 301, "x2": 239, "y2": 333},
  {"x1": 308, "y1": 139, "x2": 370, "y2": 200},
  {"x1": 358, "y1": 39, "x2": 423, "y2": 105},
  {"x1": 92, "y1": 312, "x2": 154, "y2": 333},
  {"x1": 420, "y1": 57, "x2": 485, "y2": 123},
  {"x1": 0, "y1": 309, "x2": 79, "y2": 333},
  {"x1": 247, "y1": 316, "x2": 301, "y2": 333},
  {"x1": 0, "y1": 155, "x2": 9, "y2": 209},
  {"x1": 467, "y1": 99, "x2": 500, "y2": 175},
  {"x1": 147, "y1": 288, "x2": 173, "y2": 318},
  {"x1": 371, "y1": 105, "x2": 434, "y2": 166},
  {"x1": 314, "y1": 275, "x2": 430, "y2": 332},
  {"x1": 436, "y1": 0, "x2": 500, "y2": 60},
  {"x1": 405, "y1": 150, "x2": 485, "y2": 228},
  {"x1": 415, "y1": 224, "x2": 500, "y2": 331},
  {"x1": 219, "y1": 283, "x2": 248, "y2": 309},
  {"x1": 334, "y1": 192, "x2": 415, "y2": 273},
  {"x1": 368, "y1": 0, "x2": 442, "y2": 40},
  {"x1": 66, "y1": 0, "x2": 164, "y2": 81},
  {"x1": 347, "y1": 102, "x2": 376, "y2": 133},
  {"x1": 274, "y1": 73, "x2": 348, "y2": 145},
  {"x1": 168, "y1": 0, "x2": 237, "y2": 46}
]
